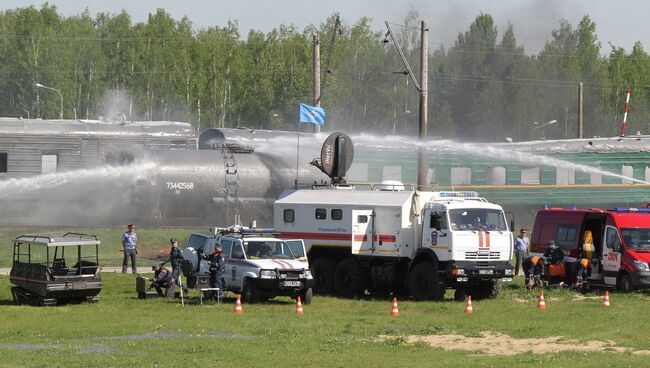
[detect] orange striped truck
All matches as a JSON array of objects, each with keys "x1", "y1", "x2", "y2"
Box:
[{"x1": 274, "y1": 186, "x2": 514, "y2": 301}]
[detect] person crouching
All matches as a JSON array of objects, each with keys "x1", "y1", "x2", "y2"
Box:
[{"x1": 151, "y1": 262, "x2": 176, "y2": 298}]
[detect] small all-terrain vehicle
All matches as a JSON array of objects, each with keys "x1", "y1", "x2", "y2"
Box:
[{"x1": 10, "y1": 233, "x2": 102, "y2": 306}]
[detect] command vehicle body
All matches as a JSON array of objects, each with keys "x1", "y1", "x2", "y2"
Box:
[
  {"x1": 530, "y1": 207, "x2": 650, "y2": 291},
  {"x1": 274, "y1": 186, "x2": 514, "y2": 300},
  {"x1": 181, "y1": 227, "x2": 314, "y2": 303}
]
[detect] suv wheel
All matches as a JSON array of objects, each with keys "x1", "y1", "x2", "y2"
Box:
[
  {"x1": 242, "y1": 281, "x2": 261, "y2": 303},
  {"x1": 300, "y1": 288, "x2": 313, "y2": 305}
]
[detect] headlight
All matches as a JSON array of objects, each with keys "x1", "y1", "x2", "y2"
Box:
[
  {"x1": 634, "y1": 260, "x2": 650, "y2": 272},
  {"x1": 303, "y1": 270, "x2": 313, "y2": 279},
  {"x1": 259, "y1": 269, "x2": 277, "y2": 279},
  {"x1": 504, "y1": 269, "x2": 513, "y2": 276},
  {"x1": 451, "y1": 268, "x2": 465, "y2": 276}
]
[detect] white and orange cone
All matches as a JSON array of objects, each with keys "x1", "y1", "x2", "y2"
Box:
[
  {"x1": 295, "y1": 296, "x2": 305, "y2": 315},
  {"x1": 390, "y1": 297, "x2": 400, "y2": 317},
  {"x1": 464, "y1": 296, "x2": 473, "y2": 314},
  {"x1": 603, "y1": 291, "x2": 611, "y2": 307},
  {"x1": 234, "y1": 294, "x2": 243, "y2": 314},
  {"x1": 537, "y1": 290, "x2": 546, "y2": 310}
]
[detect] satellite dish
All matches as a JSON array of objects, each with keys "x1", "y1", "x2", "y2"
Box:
[{"x1": 316, "y1": 132, "x2": 354, "y2": 182}]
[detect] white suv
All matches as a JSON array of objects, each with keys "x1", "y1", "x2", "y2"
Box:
[{"x1": 181, "y1": 227, "x2": 314, "y2": 304}]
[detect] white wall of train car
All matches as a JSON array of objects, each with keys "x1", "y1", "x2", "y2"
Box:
[
  {"x1": 423, "y1": 199, "x2": 512, "y2": 263},
  {"x1": 274, "y1": 188, "x2": 436, "y2": 259}
]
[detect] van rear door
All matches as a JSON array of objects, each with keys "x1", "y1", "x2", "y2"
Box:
[{"x1": 352, "y1": 210, "x2": 374, "y2": 255}]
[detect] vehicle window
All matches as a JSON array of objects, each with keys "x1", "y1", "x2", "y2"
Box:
[
  {"x1": 430, "y1": 211, "x2": 448, "y2": 230},
  {"x1": 283, "y1": 209, "x2": 295, "y2": 223},
  {"x1": 606, "y1": 227, "x2": 622, "y2": 252},
  {"x1": 0, "y1": 152, "x2": 7, "y2": 173},
  {"x1": 285, "y1": 240, "x2": 306, "y2": 258},
  {"x1": 220, "y1": 239, "x2": 233, "y2": 258},
  {"x1": 29, "y1": 244, "x2": 48, "y2": 265},
  {"x1": 357, "y1": 215, "x2": 368, "y2": 224},
  {"x1": 244, "y1": 240, "x2": 294, "y2": 260},
  {"x1": 231, "y1": 241, "x2": 245, "y2": 260},
  {"x1": 187, "y1": 234, "x2": 208, "y2": 252},
  {"x1": 448, "y1": 209, "x2": 507, "y2": 231},
  {"x1": 331, "y1": 209, "x2": 343, "y2": 221},
  {"x1": 621, "y1": 228, "x2": 650, "y2": 250},
  {"x1": 315, "y1": 208, "x2": 327, "y2": 220},
  {"x1": 556, "y1": 225, "x2": 578, "y2": 250}
]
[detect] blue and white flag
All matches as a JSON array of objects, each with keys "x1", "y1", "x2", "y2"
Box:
[{"x1": 299, "y1": 103, "x2": 325, "y2": 125}]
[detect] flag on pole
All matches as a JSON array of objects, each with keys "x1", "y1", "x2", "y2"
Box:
[{"x1": 299, "y1": 103, "x2": 325, "y2": 125}]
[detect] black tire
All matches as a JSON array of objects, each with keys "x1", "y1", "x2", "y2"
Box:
[
  {"x1": 138, "y1": 292, "x2": 146, "y2": 299},
  {"x1": 242, "y1": 280, "x2": 261, "y2": 303},
  {"x1": 408, "y1": 261, "x2": 443, "y2": 301},
  {"x1": 617, "y1": 274, "x2": 633, "y2": 293},
  {"x1": 311, "y1": 257, "x2": 337, "y2": 294},
  {"x1": 334, "y1": 258, "x2": 366, "y2": 297},
  {"x1": 454, "y1": 288, "x2": 467, "y2": 302},
  {"x1": 300, "y1": 288, "x2": 313, "y2": 305},
  {"x1": 467, "y1": 279, "x2": 502, "y2": 300}
]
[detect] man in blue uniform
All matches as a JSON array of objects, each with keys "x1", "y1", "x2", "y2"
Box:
[
  {"x1": 169, "y1": 238, "x2": 183, "y2": 284},
  {"x1": 203, "y1": 244, "x2": 225, "y2": 302},
  {"x1": 122, "y1": 224, "x2": 137, "y2": 273},
  {"x1": 514, "y1": 228, "x2": 529, "y2": 276},
  {"x1": 151, "y1": 263, "x2": 175, "y2": 298}
]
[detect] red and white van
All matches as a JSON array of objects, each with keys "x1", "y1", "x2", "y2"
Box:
[{"x1": 530, "y1": 207, "x2": 650, "y2": 291}]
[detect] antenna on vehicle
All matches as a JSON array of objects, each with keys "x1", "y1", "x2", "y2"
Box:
[{"x1": 310, "y1": 131, "x2": 354, "y2": 185}]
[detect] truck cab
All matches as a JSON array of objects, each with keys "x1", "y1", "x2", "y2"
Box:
[
  {"x1": 530, "y1": 207, "x2": 650, "y2": 291},
  {"x1": 181, "y1": 226, "x2": 314, "y2": 303}
]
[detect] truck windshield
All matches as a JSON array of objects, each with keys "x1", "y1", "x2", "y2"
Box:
[
  {"x1": 621, "y1": 228, "x2": 650, "y2": 250},
  {"x1": 448, "y1": 209, "x2": 507, "y2": 231},
  {"x1": 244, "y1": 240, "x2": 295, "y2": 260}
]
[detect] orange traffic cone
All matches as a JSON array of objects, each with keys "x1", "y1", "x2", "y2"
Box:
[
  {"x1": 234, "y1": 294, "x2": 243, "y2": 314},
  {"x1": 603, "y1": 291, "x2": 610, "y2": 307},
  {"x1": 295, "y1": 296, "x2": 305, "y2": 315},
  {"x1": 464, "y1": 296, "x2": 473, "y2": 314},
  {"x1": 390, "y1": 297, "x2": 400, "y2": 317},
  {"x1": 537, "y1": 290, "x2": 546, "y2": 309}
]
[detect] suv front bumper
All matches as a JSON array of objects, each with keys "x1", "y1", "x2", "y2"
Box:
[{"x1": 257, "y1": 278, "x2": 315, "y2": 292}]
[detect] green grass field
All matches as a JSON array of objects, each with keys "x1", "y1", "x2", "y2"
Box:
[
  {"x1": 0, "y1": 273, "x2": 648, "y2": 368},
  {"x1": 0, "y1": 228, "x2": 648, "y2": 367}
]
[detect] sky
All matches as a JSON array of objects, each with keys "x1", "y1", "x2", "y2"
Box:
[{"x1": 3, "y1": 0, "x2": 650, "y2": 54}]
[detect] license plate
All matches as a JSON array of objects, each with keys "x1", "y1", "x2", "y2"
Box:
[
  {"x1": 478, "y1": 269, "x2": 494, "y2": 275},
  {"x1": 283, "y1": 281, "x2": 302, "y2": 287}
]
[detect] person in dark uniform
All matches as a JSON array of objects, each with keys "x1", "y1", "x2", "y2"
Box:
[
  {"x1": 151, "y1": 263, "x2": 175, "y2": 298},
  {"x1": 202, "y1": 244, "x2": 225, "y2": 301},
  {"x1": 543, "y1": 240, "x2": 565, "y2": 287},
  {"x1": 523, "y1": 255, "x2": 546, "y2": 289},
  {"x1": 169, "y1": 238, "x2": 184, "y2": 285}
]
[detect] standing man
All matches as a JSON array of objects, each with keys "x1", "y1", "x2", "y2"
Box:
[
  {"x1": 122, "y1": 224, "x2": 138, "y2": 273},
  {"x1": 514, "y1": 228, "x2": 529, "y2": 276},
  {"x1": 169, "y1": 238, "x2": 184, "y2": 285},
  {"x1": 203, "y1": 244, "x2": 225, "y2": 302}
]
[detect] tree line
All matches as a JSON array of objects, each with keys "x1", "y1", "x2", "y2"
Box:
[{"x1": 0, "y1": 5, "x2": 649, "y2": 141}]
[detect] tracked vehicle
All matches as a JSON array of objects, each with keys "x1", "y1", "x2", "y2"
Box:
[{"x1": 10, "y1": 233, "x2": 102, "y2": 306}]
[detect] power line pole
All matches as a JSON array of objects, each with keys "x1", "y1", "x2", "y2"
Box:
[
  {"x1": 417, "y1": 20, "x2": 429, "y2": 191},
  {"x1": 312, "y1": 34, "x2": 321, "y2": 133},
  {"x1": 578, "y1": 82, "x2": 584, "y2": 138}
]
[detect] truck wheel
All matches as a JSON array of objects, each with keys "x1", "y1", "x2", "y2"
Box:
[
  {"x1": 408, "y1": 262, "x2": 443, "y2": 301},
  {"x1": 454, "y1": 288, "x2": 467, "y2": 302},
  {"x1": 311, "y1": 257, "x2": 337, "y2": 294},
  {"x1": 242, "y1": 281, "x2": 261, "y2": 303},
  {"x1": 300, "y1": 288, "x2": 313, "y2": 305},
  {"x1": 335, "y1": 258, "x2": 366, "y2": 297},
  {"x1": 617, "y1": 274, "x2": 633, "y2": 293}
]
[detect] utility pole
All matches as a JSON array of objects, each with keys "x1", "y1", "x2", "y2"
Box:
[
  {"x1": 578, "y1": 82, "x2": 584, "y2": 138},
  {"x1": 384, "y1": 20, "x2": 429, "y2": 190},
  {"x1": 312, "y1": 34, "x2": 321, "y2": 133},
  {"x1": 417, "y1": 20, "x2": 429, "y2": 191}
]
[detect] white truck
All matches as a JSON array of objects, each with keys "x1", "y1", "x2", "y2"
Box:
[
  {"x1": 180, "y1": 226, "x2": 314, "y2": 303},
  {"x1": 273, "y1": 185, "x2": 514, "y2": 301}
]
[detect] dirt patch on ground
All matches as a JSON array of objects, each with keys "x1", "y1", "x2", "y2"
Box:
[{"x1": 389, "y1": 332, "x2": 650, "y2": 356}]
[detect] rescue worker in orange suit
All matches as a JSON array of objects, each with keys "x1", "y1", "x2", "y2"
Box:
[
  {"x1": 575, "y1": 230, "x2": 596, "y2": 291},
  {"x1": 543, "y1": 240, "x2": 565, "y2": 287},
  {"x1": 523, "y1": 255, "x2": 546, "y2": 289}
]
